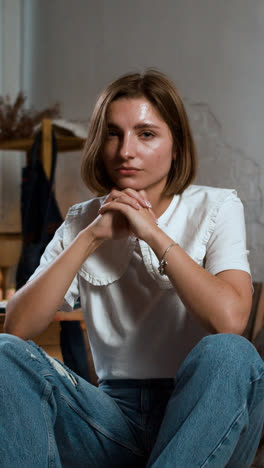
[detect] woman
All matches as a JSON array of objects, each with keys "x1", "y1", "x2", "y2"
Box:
[{"x1": 1, "y1": 69, "x2": 264, "y2": 467}]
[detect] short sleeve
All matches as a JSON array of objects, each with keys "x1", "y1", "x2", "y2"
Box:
[
  {"x1": 28, "y1": 222, "x2": 80, "y2": 312},
  {"x1": 204, "y1": 195, "x2": 251, "y2": 277}
]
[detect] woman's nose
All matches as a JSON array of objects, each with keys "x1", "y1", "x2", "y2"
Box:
[{"x1": 119, "y1": 132, "x2": 135, "y2": 158}]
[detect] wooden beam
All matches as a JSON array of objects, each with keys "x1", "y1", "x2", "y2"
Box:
[
  {"x1": 0, "y1": 136, "x2": 84, "y2": 153},
  {"x1": 41, "y1": 119, "x2": 52, "y2": 180}
]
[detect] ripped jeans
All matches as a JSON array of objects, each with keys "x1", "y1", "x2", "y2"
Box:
[{"x1": 0, "y1": 333, "x2": 264, "y2": 468}]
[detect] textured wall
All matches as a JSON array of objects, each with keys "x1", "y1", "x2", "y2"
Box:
[{"x1": 186, "y1": 100, "x2": 263, "y2": 279}]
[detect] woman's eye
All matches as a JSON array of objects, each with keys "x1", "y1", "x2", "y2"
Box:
[
  {"x1": 142, "y1": 131, "x2": 154, "y2": 139},
  {"x1": 107, "y1": 130, "x2": 118, "y2": 138}
]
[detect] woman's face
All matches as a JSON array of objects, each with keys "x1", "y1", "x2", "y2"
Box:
[{"x1": 102, "y1": 97, "x2": 176, "y2": 196}]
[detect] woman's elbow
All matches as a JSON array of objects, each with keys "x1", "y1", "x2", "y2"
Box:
[
  {"x1": 215, "y1": 306, "x2": 250, "y2": 336},
  {"x1": 3, "y1": 315, "x2": 22, "y2": 338},
  {"x1": 4, "y1": 300, "x2": 27, "y2": 338}
]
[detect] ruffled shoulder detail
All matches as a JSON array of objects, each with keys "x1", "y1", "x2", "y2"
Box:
[
  {"x1": 137, "y1": 185, "x2": 238, "y2": 288},
  {"x1": 185, "y1": 185, "x2": 238, "y2": 263},
  {"x1": 63, "y1": 198, "x2": 136, "y2": 286}
]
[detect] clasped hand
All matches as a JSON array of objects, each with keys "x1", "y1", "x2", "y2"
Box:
[{"x1": 90, "y1": 188, "x2": 159, "y2": 242}]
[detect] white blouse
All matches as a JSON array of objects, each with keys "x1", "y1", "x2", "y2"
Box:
[{"x1": 30, "y1": 185, "x2": 251, "y2": 381}]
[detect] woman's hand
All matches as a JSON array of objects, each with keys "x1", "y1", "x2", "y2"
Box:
[
  {"x1": 89, "y1": 188, "x2": 159, "y2": 242},
  {"x1": 89, "y1": 210, "x2": 131, "y2": 241}
]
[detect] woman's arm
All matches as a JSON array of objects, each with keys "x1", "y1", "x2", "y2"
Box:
[
  {"x1": 146, "y1": 228, "x2": 252, "y2": 334},
  {"x1": 99, "y1": 189, "x2": 252, "y2": 335},
  {"x1": 4, "y1": 227, "x2": 103, "y2": 340}
]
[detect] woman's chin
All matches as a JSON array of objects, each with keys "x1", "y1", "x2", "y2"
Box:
[{"x1": 115, "y1": 181, "x2": 147, "y2": 191}]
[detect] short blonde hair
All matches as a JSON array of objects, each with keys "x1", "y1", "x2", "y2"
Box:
[{"x1": 81, "y1": 69, "x2": 197, "y2": 196}]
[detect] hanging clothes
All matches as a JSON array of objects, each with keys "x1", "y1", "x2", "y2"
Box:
[
  {"x1": 16, "y1": 130, "x2": 63, "y2": 287},
  {"x1": 16, "y1": 129, "x2": 90, "y2": 382}
]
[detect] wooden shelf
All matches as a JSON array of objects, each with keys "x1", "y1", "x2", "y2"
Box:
[
  {"x1": 0, "y1": 120, "x2": 86, "y2": 180},
  {"x1": 0, "y1": 135, "x2": 85, "y2": 153},
  {"x1": 0, "y1": 119, "x2": 86, "y2": 209},
  {"x1": 0, "y1": 233, "x2": 22, "y2": 240}
]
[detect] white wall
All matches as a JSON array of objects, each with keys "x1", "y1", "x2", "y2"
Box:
[
  {"x1": 5, "y1": 0, "x2": 264, "y2": 279},
  {"x1": 0, "y1": 0, "x2": 25, "y2": 232}
]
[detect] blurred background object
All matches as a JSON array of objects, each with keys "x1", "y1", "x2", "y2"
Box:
[
  {"x1": 0, "y1": 91, "x2": 60, "y2": 140},
  {"x1": 0, "y1": 233, "x2": 21, "y2": 299}
]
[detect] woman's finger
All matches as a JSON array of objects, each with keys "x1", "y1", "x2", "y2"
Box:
[
  {"x1": 124, "y1": 188, "x2": 152, "y2": 208},
  {"x1": 103, "y1": 189, "x2": 158, "y2": 226},
  {"x1": 101, "y1": 194, "x2": 142, "y2": 211},
  {"x1": 104, "y1": 189, "x2": 122, "y2": 203},
  {"x1": 99, "y1": 199, "x2": 158, "y2": 223},
  {"x1": 98, "y1": 200, "x2": 132, "y2": 216},
  {"x1": 112, "y1": 187, "x2": 152, "y2": 209}
]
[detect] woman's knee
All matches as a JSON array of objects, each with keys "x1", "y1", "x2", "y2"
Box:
[
  {"x1": 200, "y1": 333, "x2": 258, "y2": 358},
  {"x1": 188, "y1": 333, "x2": 264, "y2": 378},
  {"x1": 0, "y1": 333, "x2": 28, "y2": 364},
  {"x1": 0, "y1": 334, "x2": 48, "y2": 397},
  {"x1": 0, "y1": 332, "x2": 24, "y2": 347}
]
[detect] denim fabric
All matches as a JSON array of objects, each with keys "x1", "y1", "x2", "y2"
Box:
[{"x1": 0, "y1": 333, "x2": 264, "y2": 468}]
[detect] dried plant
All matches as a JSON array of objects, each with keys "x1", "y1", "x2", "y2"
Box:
[{"x1": 0, "y1": 92, "x2": 60, "y2": 140}]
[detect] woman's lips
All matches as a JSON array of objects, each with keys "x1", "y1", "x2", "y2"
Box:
[{"x1": 116, "y1": 168, "x2": 141, "y2": 175}]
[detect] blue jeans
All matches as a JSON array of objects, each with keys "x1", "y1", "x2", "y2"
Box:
[{"x1": 0, "y1": 333, "x2": 264, "y2": 467}]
